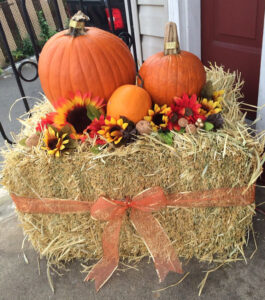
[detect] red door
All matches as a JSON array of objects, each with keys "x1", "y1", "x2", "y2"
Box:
[{"x1": 201, "y1": 0, "x2": 265, "y2": 119}]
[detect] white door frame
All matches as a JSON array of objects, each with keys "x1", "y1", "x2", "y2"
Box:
[{"x1": 257, "y1": 14, "x2": 265, "y2": 130}]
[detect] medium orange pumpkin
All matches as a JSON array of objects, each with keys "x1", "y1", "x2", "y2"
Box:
[
  {"x1": 107, "y1": 84, "x2": 152, "y2": 123},
  {"x1": 38, "y1": 11, "x2": 136, "y2": 105},
  {"x1": 139, "y1": 22, "x2": 206, "y2": 106}
]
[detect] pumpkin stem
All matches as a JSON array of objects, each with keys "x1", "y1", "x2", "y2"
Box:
[
  {"x1": 164, "y1": 22, "x2": 180, "y2": 55},
  {"x1": 68, "y1": 11, "x2": 89, "y2": 37}
]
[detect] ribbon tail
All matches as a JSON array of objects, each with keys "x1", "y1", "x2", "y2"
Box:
[
  {"x1": 131, "y1": 209, "x2": 183, "y2": 282},
  {"x1": 84, "y1": 258, "x2": 118, "y2": 292},
  {"x1": 84, "y1": 216, "x2": 123, "y2": 292}
]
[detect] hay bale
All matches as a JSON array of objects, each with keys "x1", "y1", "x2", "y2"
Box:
[{"x1": 1, "y1": 65, "x2": 264, "y2": 267}]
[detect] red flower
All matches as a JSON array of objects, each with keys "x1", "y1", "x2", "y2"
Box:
[
  {"x1": 81, "y1": 115, "x2": 106, "y2": 145},
  {"x1": 36, "y1": 112, "x2": 56, "y2": 132},
  {"x1": 168, "y1": 94, "x2": 205, "y2": 131}
]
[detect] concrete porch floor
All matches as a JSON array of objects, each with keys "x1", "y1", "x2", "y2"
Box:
[{"x1": 0, "y1": 188, "x2": 264, "y2": 300}]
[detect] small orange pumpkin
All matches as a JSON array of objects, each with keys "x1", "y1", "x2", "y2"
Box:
[
  {"x1": 38, "y1": 11, "x2": 136, "y2": 105},
  {"x1": 139, "y1": 22, "x2": 206, "y2": 106},
  {"x1": 107, "y1": 84, "x2": 152, "y2": 123}
]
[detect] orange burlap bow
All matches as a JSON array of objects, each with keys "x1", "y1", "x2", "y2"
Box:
[
  {"x1": 84, "y1": 187, "x2": 183, "y2": 291},
  {"x1": 10, "y1": 185, "x2": 255, "y2": 292}
]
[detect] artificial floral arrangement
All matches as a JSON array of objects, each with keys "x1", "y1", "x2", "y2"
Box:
[{"x1": 1, "y1": 12, "x2": 264, "y2": 294}]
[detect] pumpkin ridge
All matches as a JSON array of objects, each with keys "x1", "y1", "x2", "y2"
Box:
[
  {"x1": 48, "y1": 39, "x2": 67, "y2": 102},
  {"x1": 90, "y1": 34, "x2": 121, "y2": 96},
  {"x1": 83, "y1": 35, "x2": 107, "y2": 98},
  {"x1": 59, "y1": 38, "x2": 72, "y2": 99},
  {"x1": 75, "y1": 38, "x2": 91, "y2": 94},
  {"x1": 100, "y1": 32, "x2": 135, "y2": 81},
  {"x1": 165, "y1": 56, "x2": 170, "y2": 103},
  {"x1": 68, "y1": 39, "x2": 77, "y2": 97},
  {"x1": 103, "y1": 36, "x2": 132, "y2": 87}
]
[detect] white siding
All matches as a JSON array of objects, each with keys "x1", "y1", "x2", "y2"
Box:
[{"x1": 128, "y1": 0, "x2": 168, "y2": 64}]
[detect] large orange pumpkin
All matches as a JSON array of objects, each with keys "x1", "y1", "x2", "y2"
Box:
[
  {"x1": 107, "y1": 84, "x2": 152, "y2": 123},
  {"x1": 38, "y1": 11, "x2": 136, "y2": 105},
  {"x1": 139, "y1": 22, "x2": 206, "y2": 106}
]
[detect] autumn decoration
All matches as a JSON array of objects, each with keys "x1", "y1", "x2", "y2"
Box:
[
  {"x1": 38, "y1": 11, "x2": 136, "y2": 105},
  {"x1": 3, "y1": 27, "x2": 262, "y2": 296},
  {"x1": 139, "y1": 22, "x2": 206, "y2": 106}
]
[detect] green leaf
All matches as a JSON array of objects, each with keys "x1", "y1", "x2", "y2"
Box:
[
  {"x1": 90, "y1": 146, "x2": 101, "y2": 154},
  {"x1": 19, "y1": 137, "x2": 27, "y2": 146},
  {"x1": 178, "y1": 128, "x2": 186, "y2": 133},
  {"x1": 157, "y1": 131, "x2": 174, "y2": 146},
  {"x1": 87, "y1": 104, "x2": 101, "y2": 121},
  {"x1": 204, "y1": 122, "x2": 214, "y2": 131},
  {"x1": 60, "y1": 124, "x2": 72, "y2": 135}
]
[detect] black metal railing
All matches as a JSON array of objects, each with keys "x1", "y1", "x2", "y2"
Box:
[{"x1": 0, "y1": 0, "x2": 137, "y2": 144}]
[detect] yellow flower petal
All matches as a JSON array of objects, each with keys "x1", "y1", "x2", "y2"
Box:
[
  {"x1": 148, "y1": 109, "x2": 155, "y2": 116},
  {"x1": 144, "y1": 116, "x2": 152, "y2": 122},
  {"x1": 48, "y1": 126, "x2": 55, "y2": 136},
  {"x1": 55, "y1": 151, "x2": 60, "y2": 157},
  {"x1": 110, "y1": 117, "x2": 117, "y2": 125},
  {"x1": 114, "y1": 136, "x2": 123, "y2": 144},
  {"x1": 98, "y1": 130, "x2": 105, "y2": 135},
  {"x1": 48, "y1": 149, "x2": 56, "y2": 155},
  {"x1": 62, "y1": 139, "x2": 69, "y2": 144},
  {"x1": 122, "y1": 123, "x2": 128, "y2": 130},
  {"x1": 117, "y1": 119, "x2": 123, "y2": 126},
  {"x1": 59, "y1": 145, "x2": 65, "y2": 150},
  {"x1": 154, "y1": 104, "x2": 160, "y2": 113},
  {"x1": 110, "y1": 130, "x2": 120, "y2": 137}
]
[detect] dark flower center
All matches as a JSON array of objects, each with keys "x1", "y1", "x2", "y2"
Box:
[
  {"x1": 170, "y1": 112, "x2": 178, "y2": 123},
  {"x1": 185, "y1": 107, "x2": 193, "y2": 117},
  {"x1": 109, "y1": 125, "x2": 123, "y2": 136},
  {"x1": 153, "y1": 113, "x2": 164, "y2": 125},
  {"x1": 66, "y1": 106, "x2": 91, "y2": 134},
  {"x1": 48, "y1": 138, "x2": 58, "y2": 149}
]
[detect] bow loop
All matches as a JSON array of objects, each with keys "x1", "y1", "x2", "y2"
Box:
[{"x1": 131, "y1": 186, "x2": 167, "y2": 212}]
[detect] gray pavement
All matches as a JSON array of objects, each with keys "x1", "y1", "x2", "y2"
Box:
[{"x1": 0, "y1": 187, "x2": 264, "y2": 300}]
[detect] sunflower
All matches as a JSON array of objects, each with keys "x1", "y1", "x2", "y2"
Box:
[
  {"x1": 98, "y1": 117, "x2": 137, "y2": 146},
  {"x1": 199, "y1": 98, "x2": 222, "y2": 116},
  {"x1": 53, "y1": 91, "x2": 105, "y2": 140},
  {"x1": 144, "y1": 104, "x2": 171, "y2": 132},
  {"x1": 42, "y1": 126, "x2": 70, "y2": 157},
  {"x1": 199, "y1": 90, "x2": 224, "y2": 117}
]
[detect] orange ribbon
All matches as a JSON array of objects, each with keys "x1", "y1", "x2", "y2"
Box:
[
  {"x1": 84, "y1": 187, "x2": 183, "y2": 291},
  {"x1": 10, "y1": 184, "x2": 255, "y2": 292}
]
